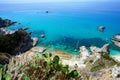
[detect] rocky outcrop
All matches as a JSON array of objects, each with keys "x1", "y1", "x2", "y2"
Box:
[
  {"x1": 77, "y1": 44, "x2": 110, "y2": 65},
  {"x1": 15, "y1": 47, "x2": 47, "y2": 64},
  {"x1": 98, "y1": 26, "x2": 105, "y2": 32},
  {"x1": 77, "y1": 44, "x2": 117, "y2": 71},
  {"x1": 112, "y1": 35, "x2": 120, "y2": 47},
  {"x1": 32, "y1": 38, "x2": 38, "y2": 46},
  {"x1": 0, "y1": 17, "x2": 16, "y2": 28},
  {"x1": 0, "y1": 29, "x2": 38, "y2": 55},
  {"x1": 0, "y1": 28, "x2": 14, "y2": 35},
  {"x1": 0, "y1": 17, "x2": 39, "y2": 64},
  {"x1": 90, "y1": 44, "x2": 110, "y2": 54},
  {"x1": 79, "y1": 46, "x2": 90, "y2": 64}
]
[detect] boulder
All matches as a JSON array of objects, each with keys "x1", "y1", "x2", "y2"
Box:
[
  {"x1": 45, "y1": 11, "x2": 49, "y2": 13},
  {"x1": 98, "y1": 26, "x2": 105, "y2": 32},
  {"x1": 112, "y1": 35, "x2": 120, "y2": 41},
  {"x1": 112, "y1": 35, "x2": 120, "y2": 47}
]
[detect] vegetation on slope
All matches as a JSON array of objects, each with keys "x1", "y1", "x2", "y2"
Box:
[{"x1": 0, "y1": 53, "x2": 81, "y2": 80}]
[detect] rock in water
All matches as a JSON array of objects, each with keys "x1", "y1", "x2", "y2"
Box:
[
  {"x1": 112, "y1": 35, "x2": 120, "y2": 47},
  {"x1": 45, "y1": 11, "x2": 49, "y2": 13},
  {"x1": 98, "y1": 26, "x2": 105, "y2": 32},
  {"x1": 40, "y1": 34, "x2": 45, "y2": 38}
]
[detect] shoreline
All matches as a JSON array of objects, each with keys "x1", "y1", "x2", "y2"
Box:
[
  {"x1": 25, "y1": 45, "x2": 120, "y2": 68},
  {"x1": 111, "y1": 55, "x2": 120, "y2": 62}
]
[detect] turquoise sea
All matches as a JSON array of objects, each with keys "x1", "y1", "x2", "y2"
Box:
[{"x1": 0, "y1": 2, "x2": 120, "y2": 55}]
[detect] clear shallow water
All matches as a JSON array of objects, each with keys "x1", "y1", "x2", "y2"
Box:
[{"x1": 0, "y1": 2, "x2": 120, "y2": 55}]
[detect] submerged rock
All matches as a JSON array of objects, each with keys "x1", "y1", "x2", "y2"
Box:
[
  {"x1": 23, "y1": 27, "x2": 29, "y2": 30},
  {"x1": 112, "y1": 35, "x2": 120, "y2": 47},
  {"x1": 98, "y1": 26, "x2": 105, "y2": 32},
  {"x1": 0, "y1": 17, "x2": 16, "y2": 28}
]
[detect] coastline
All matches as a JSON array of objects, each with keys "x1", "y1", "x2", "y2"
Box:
[
  {"x1": 0, "y1": 1, "x2": 120, "y2": 79},
  {"x1": 112, "y1": 55, "x2": 120, "y2": 62}
]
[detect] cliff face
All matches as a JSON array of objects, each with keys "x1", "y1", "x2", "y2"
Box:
[
  {"x1": 0, "y1": 17, "x2": 38, "y2": 56},
  {"x1": 0, "y1": 17, "x2": 38, "y2": 65},
  {"x1": 0, "y1": 29, "x2": 38, "y2": 55}
]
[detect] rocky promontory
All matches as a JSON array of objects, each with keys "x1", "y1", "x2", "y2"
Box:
[
  {"x1": 0, "y1": 28, "x2": 38, "y2": 55},
  {"x1": 0, "y1": 17, "x2": 16, "y2": 28},
  {"x1": 0, "y1": 18, "x2": 38, "y2": 64}
]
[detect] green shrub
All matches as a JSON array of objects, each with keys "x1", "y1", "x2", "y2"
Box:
[{"x1": 0, "y1": 64, "x2": 11, "y2": 80}]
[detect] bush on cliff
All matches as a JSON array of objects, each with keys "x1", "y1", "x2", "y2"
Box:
[{"x1": 0, "y1": 53, "x2": 81, "y2": 80}]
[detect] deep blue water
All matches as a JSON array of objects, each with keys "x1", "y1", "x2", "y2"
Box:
[{"x1": 0, "y1": 2, "x2": 120, "y2": 55}]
